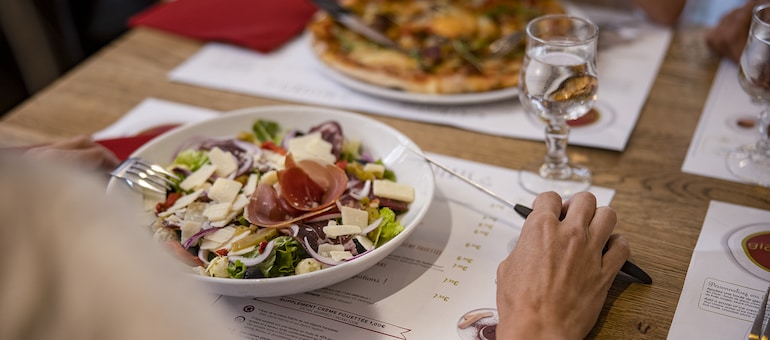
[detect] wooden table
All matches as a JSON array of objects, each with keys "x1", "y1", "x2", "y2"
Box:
[{"x1": 1, "y1": 19, "x2": 769, "y2": 339}]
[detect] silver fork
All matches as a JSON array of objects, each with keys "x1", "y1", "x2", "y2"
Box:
[
  {"x1": 488, "y1": 19, "x2": 641, "y2": 57},
  {"x1": 750, "y1": 286, "x2": 770, "y2": 340},
  {"x1": 110, "y1": 157, "x2": 178, "y2": 194}
]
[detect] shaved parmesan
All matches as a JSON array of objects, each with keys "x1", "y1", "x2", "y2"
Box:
[
  {"x1": 208, "y1": 147, "x2": 238, "y2": 177},
  {"x1": 243, "y1": 173, "x2": 258, "y2": 197},
  {"x1": 200, "y1": 226, "x2": 237, "y2": 250},
  {"x1": 203, "y1": 202, "x2": 232, "y2": 221},
  {"x1": 180, "y1": 220, "x2": 203, "y2": 243},
  {"x1": 179, "y1": 164, "x2": 216, "y2": 191},
  {"x1": 323, "y1": 224, "x2": 362, "y2": 238},
  {"x1": 259, "y1": 170, "x2": 278, "y2": 185},
  {"x1": 340, "y1": 205, "x2": 368, "y2": 228},
  {"x1": 373, "y1": 180, "x2": 415, "y2": 203},
  {"x1": 329, "y1": 250, "x2": 353, "y2": 262},
  {"x1": 318, "y1": 244, "x2": 344, "y2": 257},
  {"x1": 208, "y1": 177, "x2": 242, "y2": 204},
  {"x1": 363, "y1": 163, "x2": 385, "y2": 177},
  {"x1": 287, "y1": 132, "x2": 336, "y2": 164},
  {"x1": 159, "y1": 189, "x2": 204, "y2": 217}
]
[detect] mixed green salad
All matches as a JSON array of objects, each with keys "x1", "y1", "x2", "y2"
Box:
[{"x1": 147, "y1": 119, "x2": 415, "y2": 279}]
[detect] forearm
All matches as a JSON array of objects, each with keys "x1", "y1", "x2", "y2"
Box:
[{"x1": 632, "y1": 0, "x2": 687, "y2": 26}]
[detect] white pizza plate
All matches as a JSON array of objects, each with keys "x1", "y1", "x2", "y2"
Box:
[
  {"x1": 315, "y1": 60, "x2": 519, "y2": 105},
  {"x1": 306, "y1": 23, "x2": 518, "y2": 105}
]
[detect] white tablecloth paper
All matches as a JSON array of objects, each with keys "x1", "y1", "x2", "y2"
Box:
[
  {"x1": 166, "y1": 4, "x2": 671, "y2": 151},
  {"x1": 682, "y1": 59, "x2": 765, "y2": 184},
  {"x1": 668, "y1": 201, "x2": 770, "y2": 339}
]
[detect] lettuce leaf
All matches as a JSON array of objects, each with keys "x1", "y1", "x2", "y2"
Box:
[
  {"x1": 368, "y1": 207, "x2": 404, "y2": 248},
  {"x1": 253, "y1": 120, "x2": 281, "y2": 143},
  {"x1": 227, "y1": 260, "x2": 247, "y2": 279},
  {"x1": 173, "y1": 149, "x2": 209, "y2": 172},
  {"x1": 256, "y1": 236, "x2": 307, "y2": 278}
]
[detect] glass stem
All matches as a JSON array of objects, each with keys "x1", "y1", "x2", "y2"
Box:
[
  {"x1": 540, "y1": 117, "x2": 572, "y2": 179},
  {"x1": 757, "y1": 106, "x2": 770, "y2": 157}
]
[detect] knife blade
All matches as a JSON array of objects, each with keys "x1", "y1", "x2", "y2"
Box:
[
  {"x1": 513, "y1": 204, "x2": 653, "y2": 285},
  {"x1": 311, "y1": 0, "x2": 401, "y2": 50}
]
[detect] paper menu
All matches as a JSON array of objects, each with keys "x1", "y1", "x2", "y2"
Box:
[
  {"x1": 682, "y1": 59, "x2": 765, "y2": 184},
  {"x1": 213, "y1": 154, "x2": 615, "y2": 340},
  {"x1": 667, "y1": 201, "x2": 770, "y2": 339},
  {"x1": 166, "y1": 4, "x2": 671, "y2": 152}
]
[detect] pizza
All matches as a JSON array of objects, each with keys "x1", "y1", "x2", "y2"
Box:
[{"x1": 308, "y1": 0, "x2": 566, "y2": 95}]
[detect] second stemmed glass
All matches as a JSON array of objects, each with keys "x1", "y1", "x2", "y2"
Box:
[
  {"x1": 518, "y1": 14, "x2": 599, "y2": 197},
  {"x1": 727, "y1": 3, "x2": 770, "y2": 187}
]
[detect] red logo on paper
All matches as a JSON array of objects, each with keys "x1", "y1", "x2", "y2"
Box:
[{"x1": 743, "y1": 232, "x2": 770, "y2": 272}]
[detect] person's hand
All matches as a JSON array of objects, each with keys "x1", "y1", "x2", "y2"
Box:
[
  {"x1": 495, "y1": 191, "x2": 630, "y2": 339},
  {"x1": 706, "y1": 1, "x2": 769, "y2": 63},
  {"x1": 24, "y1": 135, "x2": 120, "y2": 171},
  {"x1": 632, "y1": 0, "x2": 686, "y2": 26}
]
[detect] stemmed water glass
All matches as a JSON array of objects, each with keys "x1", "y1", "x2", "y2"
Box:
[
  {"x1": 517, "y1": 14, "x2": 599, "y2": 197},
  {"x1": 727, "y1": 3, "x2": 770, "y2": 187}
]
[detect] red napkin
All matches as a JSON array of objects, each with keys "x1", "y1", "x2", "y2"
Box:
[
  {"x1": 129, "y1": 0, "x2": 318, "y2": 52},
  {"x1": 96, "y1": 134, "x2": 161, "y2": 161}
]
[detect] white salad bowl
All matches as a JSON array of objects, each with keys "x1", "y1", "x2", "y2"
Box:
[{"x1": 106, "y1": 105, "x2": 435, "y2": 297}]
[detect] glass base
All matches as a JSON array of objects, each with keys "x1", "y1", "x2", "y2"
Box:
[
  {"x1": 518, "y1": 165, "x2": 592, "y2": 198},
  {"x1": 726, "y1": 145, "x2": 770, "y2": 187}
]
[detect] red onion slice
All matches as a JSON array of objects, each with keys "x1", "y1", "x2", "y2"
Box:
[
  {"x1": 228, "y1": 239, "x2": 276, "y2": 267},
  {"x1": 303, "y1": 237, "x2": 342, "y2": 266}
]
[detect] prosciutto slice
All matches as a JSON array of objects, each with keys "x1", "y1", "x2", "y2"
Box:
[{"x1": 246, "y1": 154, "x2": 348, "y2": 227}]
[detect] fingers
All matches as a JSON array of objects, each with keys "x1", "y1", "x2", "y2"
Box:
[
  {"x1": 52, "y1": 135, "x2": 93, "y2": 148},
  {"x1": 601, "y1": 234, "x2": 631, "y2": 284},
  {"x1": 706, "y1": 1, "x2": 756, "y2": 63},
  {"x1": 530, "y1": 191, "x2": 619, "y2": 253},
  {"x1": 561, "y1": 191, "x2": 597, "y2": 229},
  {"x1": 588, "y1": 206, "x2": 617, "y2": 249},
  {"x1": 24, "y1": 135, "x2": 120, "y2": 171},
  {"x1": 530, "y1": 191, "x2": 563, "y2": 220}
]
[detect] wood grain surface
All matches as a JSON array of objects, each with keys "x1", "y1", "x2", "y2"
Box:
[{"x1": 1, "y1": 11, "x2": 769, "y2": 339}]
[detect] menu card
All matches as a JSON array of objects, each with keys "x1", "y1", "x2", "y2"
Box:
[
  {"x1": 682, "y1": 59, "x2": 765, "y2": 184},
  {"x1": 668, "y1": 201, "x2": 770, "y2": 339},
  {"x1": 165, "y1": 4, "x2": 671, "y2": 151},
  {"x1": 95, "y1": 98, "x2": 616, "y2": 339},
  {"x1": 211, "y1": 153, "x2": 613, "y2": 340}
]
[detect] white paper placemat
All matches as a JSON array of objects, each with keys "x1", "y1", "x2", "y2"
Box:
[
  {"x1": 682, "y1": 59, "x2": 765, "y2": 183},
  {"x1": 668, "y1": 201, "x2": 770, "y2": 339},
  {"x1": 166, "y1": 4, "x2": 671, "y2": 151}
]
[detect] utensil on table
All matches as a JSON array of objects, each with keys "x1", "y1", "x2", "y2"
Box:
[
  {"x1": 749, "y1": 286, "x2": 770, "y2": 340},
  {"x1": 488, "y1": 31, "x2": 526, "y2": 57},
  {"x1": 416, "y1": 151, "x2": 651, "y2": 284},
  {"x1": 110, "y1": 157, "x2": 178, "y2": 194},
  {"x1": 310, "y1": 0, "x2": 401, "y2": 50}
]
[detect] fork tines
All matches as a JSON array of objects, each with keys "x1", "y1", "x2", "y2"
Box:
[
  {"x1": 110, "y1": 157, "x2": 178, "y2": 194},
  {"x1": 750, "y1": 286, "x2": 770, "y2": 340}
]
